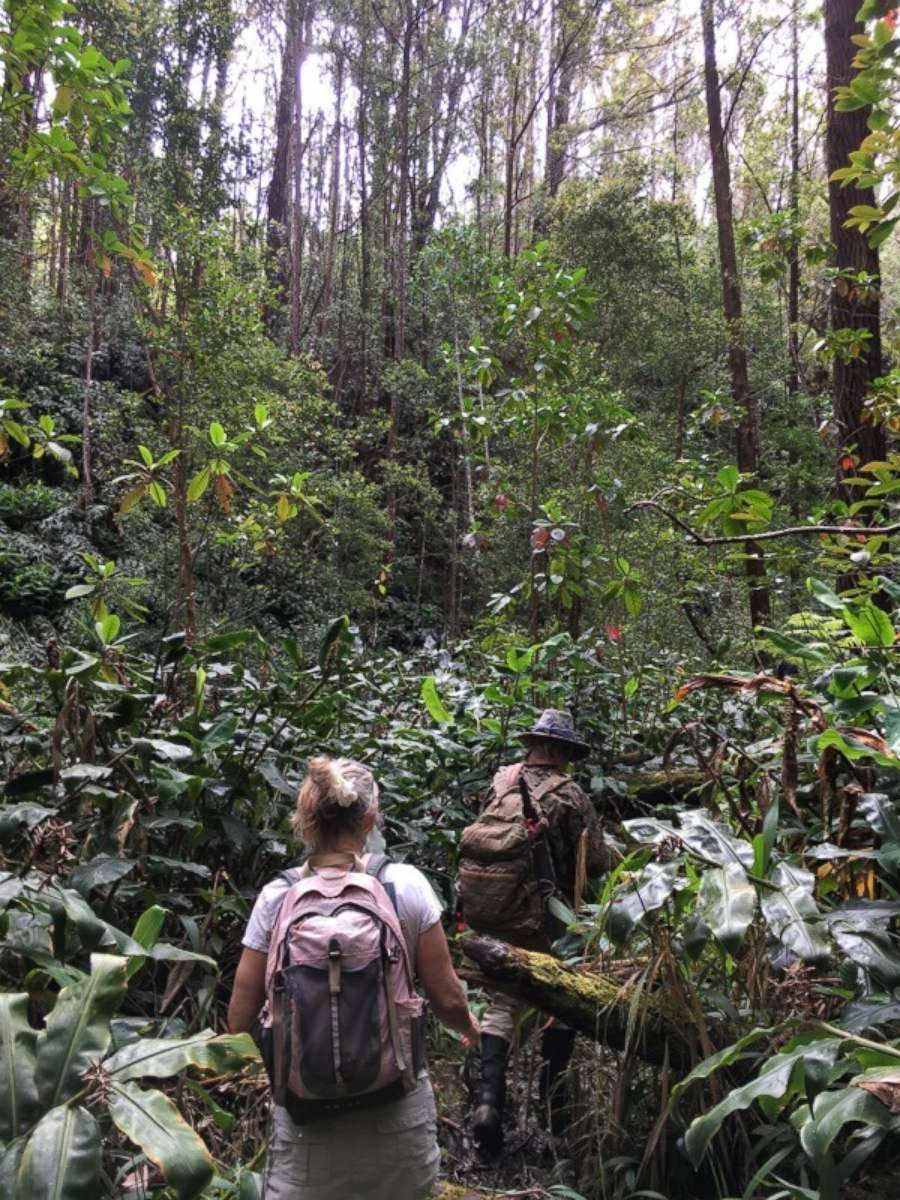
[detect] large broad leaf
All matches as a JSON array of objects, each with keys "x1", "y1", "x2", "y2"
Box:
[
  {"x1": 105, "y1": 1029, "x2": 258, "y2": 1082},
  {"x1": 621, "y1": 816, "x2": 676, "y2": 845},
  {"x1": 799, "y1": 1085, "x2": 900, "y2": 1170},
  {"x1": 830, "y1": 924, "x2": 900, "y2": 987},
  {"x1": 696, "y1": 863, "x2": 755, "y2": 954},
  {"x1": 0, "y1": 803, "x2": 56, "y2": 843},
  {"x1": 682, "y1": 1039, "x2": 841, "y2": 1166},
  {"x1": 108, "y1": 1081, "x2": 214, "y2": 1200},
  {"x1": 69, "y1": 855, "x2": 137, "y2": 896},
  {"x1": 858, "y1": 792, "x2": 900, "y2": 842},
  {"x1": 606, "y1": 861, "x2": 682, "y2": 944},
  {"x1": 761, "y1": 863, "x2": 830, "y2": 965},
  {"x1": 678, "y1": 810, "x2": 754, "y2": 869},
  {"x1": 35, "y1": 954, "x2": 127, "y2": 1108},
  {"x1": 842, "y1": 604, "x2": 895, "y2": 647},
  {"x1": 0, "y1": 993, "x2": 39, "y2": 1140},
  {"x1": 841, "y1": 997, "x2": 900, "y2": 1033},
  {"x1": 15, "y1": 1104, "x2": 101, "y2": 1199},
  {"x1": 669, "y1": 1025, "x2": 776, "y2": 1124},
  {"x1": 0, "y1": 1138, "x2": 26, "y2": 1195}
]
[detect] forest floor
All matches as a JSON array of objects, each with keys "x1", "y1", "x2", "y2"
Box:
[{"x1": 429, "y1": 1024, "x2": 659, "y2": 1199}]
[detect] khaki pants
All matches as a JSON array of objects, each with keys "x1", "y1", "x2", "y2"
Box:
[
  {"x1": 481, "y1": 991, "x2": 529, "y2": 1042},
  {"x1": 263, "y1": 1077, "x2": 439, "y2": 1200},
  {"x1": 480, "y1": 932, "x2": 552, "y2": 1044}
]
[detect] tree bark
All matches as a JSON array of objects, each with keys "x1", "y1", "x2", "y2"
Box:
[
  {"x1": 289, "y1": 2, "x2": 313, "y2": 357},
  {"x1": 461, "y1": 937, "x2": 720, "y2": 1071},
  {"x1": 824, "y1": 0, "x2": 886, "y2": 489},
  {"x1": 264, "y1": 29, "x2": 295, "y2": 336},
  {"x1": 701, "y1": 0, "x2": 770, "y2": 635},
  {"x1": 787, "y1": 2, "x2": 800, "y2": 402}
]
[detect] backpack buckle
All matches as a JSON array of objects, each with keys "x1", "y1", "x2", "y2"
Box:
[{"x1": 328, "y1": 938, "x2": 343, "y2": 996}]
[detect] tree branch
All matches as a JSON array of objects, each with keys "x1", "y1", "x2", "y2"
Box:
[{"x1": 626, "y1": 499, "x2": 900, "y2": 546}]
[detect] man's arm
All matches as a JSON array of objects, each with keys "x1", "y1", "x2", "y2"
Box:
[{"x1": 559, "y1": 780, "x2": 614, "y2": 875}]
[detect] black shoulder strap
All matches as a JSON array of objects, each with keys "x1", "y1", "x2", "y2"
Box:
[{"x1": 365, "y1": 852, "x2": 399, "y2": 915}]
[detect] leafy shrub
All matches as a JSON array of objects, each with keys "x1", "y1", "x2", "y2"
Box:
[
  {"x1": 0, "y1": 550, "x2": 67, "y2": 616},
  {"x1": 0, "y1": 482, "x2": 61, "y2": 529}
]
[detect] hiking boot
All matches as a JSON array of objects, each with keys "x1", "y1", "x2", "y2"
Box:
[
  {"x1": 539, "y1": 1025, "x2": 577, "y2": 1137},
  {"x1": 472, "y1": 1033, "x2": 509, "y2": 1160}
]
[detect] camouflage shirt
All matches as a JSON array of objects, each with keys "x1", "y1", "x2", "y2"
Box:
[{"x1": 482, "y1": 763, "x2": 609, "y2": 904}]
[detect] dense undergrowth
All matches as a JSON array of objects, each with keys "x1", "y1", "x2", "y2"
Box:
[{"x1": 2, "y1": 555, "x2": 900, "y2": 1198}]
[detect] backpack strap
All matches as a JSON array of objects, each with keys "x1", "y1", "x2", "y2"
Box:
[
  {"x1": 365, "y1": 852, "x2": 399, "y2": 915},
  {"x1": 278, "y1": 867, "x2": 302, "y2": 887},
  {"x1": 530, "y1": 771, "x2": 570, "y2": 808}
]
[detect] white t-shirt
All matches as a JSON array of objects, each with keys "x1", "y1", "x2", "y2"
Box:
[{"x1": 241, "y1": 860, "x2": 444, "y2": 968}]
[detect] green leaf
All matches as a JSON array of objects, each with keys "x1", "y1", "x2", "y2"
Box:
[
  {"x1": 842, "y1": 604, "x2": 895, "y2": 647},
  {"x1": 137, "y1": 444, "x2": 154, "y2": 467},
  {"x1": 317, "y1": 614, "x2": 350, "y2": 670},
  {"x1": 800, "y1": 1084, "x2": 900, "y2": 1167},
  {"x1": 679, "y1": 810, "x2": 754, "y2": 870},
  {"x1": 187, "y1": 466, "x2": 211, "y2": 502},
  {"x1": 209, "y1": 421, "x2": 227, "y2": 447},
  {"x1": 807, "y1": 578, "x2": 845, "y2": 612},
  {"x1": 0, "y1": 1139, "x2": 26, "y2": 1196},
  {"x1": 69, "y1": 855, "x2": 136, "y2": 896},
  {"x1": 64, "y1": 584, "x2": 96, "y2": 600},
  {"x1": 95, "y1": 613, "x2": 120, "y2": 645},
  {"x1": 761, "y1": 863, "x2": 830, "y2": 965},
  {"x1": 0, "y1": 994, "x2": 39, "y2": 1141},
  {"x1": 105, "y1": 1029, "x2": 258, "y2": 1082},
  {"x1": 16, "y1": 1105, "x2": 101, "y2": 1199},
  {"x1": 716, "y1": 464, "x2": 739, "y2": 492},
  {"x1": 131, "y1": 737, "x2": 193, "y2": 763},
  {"x1": 421, "y1": 676, "x2": 454, "y2": 726},
  {"x1": 606, "y1": 861, "x2": 681, "y2": 944},
  {"x1": 35, "y1": 953, "x2": 128, "y2": 1107},
  {"x1": 108, "y1": 1081, "x2": 215, "y2": 1199},
  {"x1": 857, "y1": 792, "x2": 900, "y2": 842},
  {"x1": 148, "y1": 479, "x2": 167, "y2": 507},
  {"x1": 682, "y1": 1039, "x2": 840, "y2": 1165},
  {"x1": 696, "y1": 863, "x2": 755, "y2": 954}
]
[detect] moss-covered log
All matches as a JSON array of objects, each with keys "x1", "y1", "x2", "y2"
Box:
[{"x1": 462, "y1": 937, "x2": 718, "y2": 1071}]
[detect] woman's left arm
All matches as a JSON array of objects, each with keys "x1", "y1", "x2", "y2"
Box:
[{"x1": 227, "y1": 947, "x2": 268, "y2": 1033}]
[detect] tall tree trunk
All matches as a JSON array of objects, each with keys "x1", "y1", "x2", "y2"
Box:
[
  {"x1": 357, "y1": 66, "x2": 371, "y2": 409},
  {"x1": 545, "y1": 0, "x2": 577, "y2": 199},
  {"x1": 320, "y1": 49, "x2": 344, "y2": 335},
  {"x1": 701, "y1": 0, "x2": 771, "y2": 635},
  {"x1": 824, "y1": 0, "x2": 886, "y2": 493},
  {"x1": 787, "y1": 2, "x2": 801, "y2": 402},
  {"x1": 289, "y1": 2, "x2": 313, "y2": 357}
]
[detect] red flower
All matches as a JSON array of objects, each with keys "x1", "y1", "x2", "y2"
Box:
[
  {"x1": 605, "y1": 624, "x2": 622, "y2": 642},
  {"x1": 494, "y1": 493, "x2": 508, "y2": 509},
  {"x1": 839, "y1": 454, "x2": 857, "y2": 472},
  {"x1": 886, "y1": 10, "x2": 898, "y2": 31}
]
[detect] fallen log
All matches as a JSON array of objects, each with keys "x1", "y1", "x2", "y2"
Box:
[{"x1": 462, "y1": 937, "x2": 719, "y2": 1072}]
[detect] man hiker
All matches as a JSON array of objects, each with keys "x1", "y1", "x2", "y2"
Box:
[{"x1": 457, "y1": 709, "x2": 610, "y2": 1157}]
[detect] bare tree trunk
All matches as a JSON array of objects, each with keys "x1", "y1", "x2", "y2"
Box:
[
  {"x1": 824, "y1": 0, "x2": 886, "y2": 491},
  {"x1": 320, "y1": 49, "x2": 344, "y2": 334},
  {"x1": 289, "y1": 2, "x2": 313, "y2": 356},
  {"x1": 545, "y1": 0, "x2": 577, "y2": 198},
  {"x1": 701, "y1": 0, "x2": 770, "y2": 634},
  {"x1": 787, "y1": 3, "x2": 800, "y2": 401},
  {"x1": 56, "y1": 179, "x2": 72, "y2": 305}
]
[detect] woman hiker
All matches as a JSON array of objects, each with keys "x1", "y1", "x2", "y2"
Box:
[{"x1": 228, "y1": 756, "x2": 480, "y2": 1199}]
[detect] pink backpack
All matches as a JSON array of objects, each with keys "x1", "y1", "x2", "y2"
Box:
[{"x1": 260, "y1": 852, "x2": 424, "y2": 1122}]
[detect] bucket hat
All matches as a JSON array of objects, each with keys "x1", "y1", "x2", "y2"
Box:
[{"x1": 519, "y1": 708, "x2": 590, "y2": 760}]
